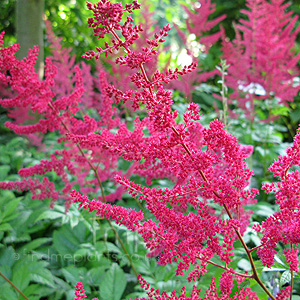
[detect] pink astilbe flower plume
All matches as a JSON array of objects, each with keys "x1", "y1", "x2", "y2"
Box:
[
  {"x1": 74, "y1": 282, "x2": 88, "y2": 300},
  {"x1": 181, "y1": 0, "x2": 226, "y2": 48},
  {"x1": 74, "y1": 282, "x2": 99, "y2": 300},
  {"x1": 222, "y1": 0, "x2": 300, "y2": 117},
  {"x1": 0, "y1": 29, "x2": 135, "y2": 210},
  {"x1": 73, "y1": 275, "x2": 259, "y2": 299},
  {"x1": 137, "y1": 275, "x2": 259, "y2": 300},
  {"x1": 75, "y1": 1, "x2": 265, "y2": 296},
  {"x1": 259, "y1": 126, "x2": 300, "y2": 269},
  {"x1": 169, "y1": 0, "x2": 225, "y2": 100},
  {"x1": 73, "y1": 0, "x2": 300, "y2": 298}
]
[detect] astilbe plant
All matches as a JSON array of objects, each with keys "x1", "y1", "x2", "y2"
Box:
[
  {"x1": 0, "y1": 1, "x2": 299, "y2": 300},
  {"x1": 0, "y1": 18, "x2": 138, "y2": 211},
  {"x1": 221, "y1": 0, "x2": 300, "y2": 118},
  {"x1": 75, "y1": 0, "x2": 297, "y2": 299},
  {"x1": 169, "y1": 0, "x2": 225, "y2": 101}
]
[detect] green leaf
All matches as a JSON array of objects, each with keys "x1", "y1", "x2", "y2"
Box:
[
  {"x1": 0, "y1": 165, "x2": 10, "y2": 180},
  {"x1": 291, "y1": 108, "x2": 300, "y2": 122},
  {"x1": 87, "y1": 267, "x2": 107, "y2": 285},
  {"x1": 0, "y1": 265, "x2": 12, "y2": 286},
  {"x1": 0, "y1": 151, "x2": 10, "y2": 165},
  {"x1": 96, "y1": 241, "x2": 122, "y2": 254},
  {"x1": 69, "y1": 214, "x2": 80, "y2": 228},
  {"x1": 12, "y1": 263, "x2": 30, "y2": 291},
  {"x1": 30, "y1": 267, "x2": 56, "y2": 288},
  {"x1": 62, "y1": 268, "x2": 79, "y2": 286},
  {"x1": 24, "y1": 284, "x2": 54, "y2": 299},
  {"x1": 274, "y1": 255, "x2": 286, "y2": 267},
  {"x1": 100, "y1": 263, "x2": 126, "y2": 300},
  {"x1": 238, "y1": 278, "x2": 250, "y2": 290},
  {"x1": 237, "y1": 258, "x2": 251, "y2": 271},
  {"x1": 262, "y1": 267, "x2": 286, "y2": 272},
  {"x1": 19, "y1": 238, "x2": 52, "y2": 254},
  {"x1": 253, "y1": 204, "x2": 275, "y2": 217},
  {"x1": 1, "y1": 198, "x2": 21, "y2": 223},
  {"x1": 35, "y1": 210, "x2": 65, "y2": 222},
  {"x1": 249, "y1": 234, "x2": 261, "y2": 247},
  {"x1": 271, "y1": 105, "x2": 289, "y2": 117},
  {"x1": 0, "y1": 190, "x2": 15, "y2": 205},
  {"x1": 62, "y1": 266, "x2": 89, "y2": 290},
  {"x1": 0, "y1": 223, "x2": 13, "y2": 231},
  {"x1": 0, "y1": 247, "x2": 16, "y2": 267},
  {"x1": 0, "y1": 283, "x2": 18, "y2": 300},
  {"x1": 53, "y1": 225, "x2": 81, "y2": 256}
]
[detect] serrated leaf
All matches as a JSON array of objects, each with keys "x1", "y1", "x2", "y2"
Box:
[
  {"x1": 62, "y1": 266, "x2": 89, "y2": 290},
  {"x1": 62, "y1": 268, "x2": 78, "y2": 285},
  {"x1": 53, "y1": 225, "x2": 82, "y2": 256},
  {"x1": 239, "y1": 278, "x2": 250, "y2": 289},
  {"x1": 53, "y1": 275, "x2": 72, "y2": 290},
  {"x1": 12, "y1": 263, "x2": 30, "y2": 291},
  {"x1": 19, "y1": 238, "x2": 52, "y2": 254},
  {"x1": 0, "y1": 265, "x2": 12, "y2": 286},
  {"x1": 100, "y1": 263, "x2": 126, "y2": 300},
  {"x1": 24, "y1": 284, "x2": 53, "y2": 299},
  {"x1": 30, "y1": 268, "x2": 55, "y2": 288},
  {"x1": 95, "y1": 241, "x2": 121, "y2": 255},
  {"x1": 1, "y1": 198, "x2": 20, "y2": 223},
  {"x1": 87, "y1": 267, "x2": 107, "y2": 285},
  {"x1": 0, "y1": 283, "x2": 18, "y2": 300}
]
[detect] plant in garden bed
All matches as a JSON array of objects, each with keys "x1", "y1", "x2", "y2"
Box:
[
  {"x1": 178, "y1": 0, "x2": 300, "y2": 202},
  {"x1": 1, "y1": 0, "x2": 300, "y2": 299}
]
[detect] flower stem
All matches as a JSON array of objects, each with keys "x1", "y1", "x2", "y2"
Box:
[
  {"x1": 102, "y1": 219, "x2": 138, "y2": 277},
  {"x1": 47, "y1": 102, "x2": 139, "y2": 279},
  {"x1": 290, "y1": 270, "x2": 293, "y2": 300},
  {"x1": 0, "y1": 271, "x2": 30, "y2": 300},
  {"x1": 206, "y1": 260, "x2": 252, "y2": 278}
]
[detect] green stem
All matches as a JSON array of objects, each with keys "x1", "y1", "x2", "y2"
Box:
[
  {"x1": 47, "y1": 102, "x2": 139, "y2": 279},
  {"x1": 75, "y1": 138, "x2": 139, "y2": 278},
  {"x1": 290, "y1": 244, "x2": 294, "y2": 300},
  {"x1": 0, "y1": 271, "x2": 30, "y2": 300},
  {"x1": 282, "y1": 115, "x2": 295, "y2": 140},
  {"x1": 290, "y1": 269, "x2": 293, "y2": 300},
  {"x1": 102, "y1": 219, "x2": 138, "y2": 277},
  {"x1": 206, "y1": 260, "x2": 252, "y2": 278}
]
